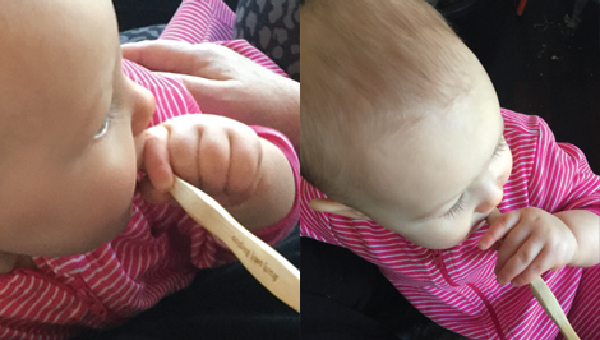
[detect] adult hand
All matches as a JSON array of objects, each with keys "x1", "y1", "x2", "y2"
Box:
[{"x1": 122, "y1": 40, "x2": 299, "y2": 150}]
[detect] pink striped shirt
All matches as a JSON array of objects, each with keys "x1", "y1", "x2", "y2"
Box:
[
  {"x1": 0, "y1": 1, "x2": 300, "y2": 339},
  {"x1": 301, "y1": 109, "x2": 600, "y2": 340}
]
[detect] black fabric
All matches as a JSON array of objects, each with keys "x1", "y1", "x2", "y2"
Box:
[
  {"x1": 301, "y1": 237, "x2": 468, "y2": 340},
  {"x1": 120, "y1": 24, "x2": 167, "y2": 43},
  {"x1": 112, "y1": 0, "x2": 182, "y2": 31},
  {"x1": 113, "y1": 0, "x2": 238, "y2": 32},
  {"x1": 234, "y1": 0, "x2": 300, "y2": 81},
  {"x1": 301, "y1": 237, "x2": 406, "y2": 340}
]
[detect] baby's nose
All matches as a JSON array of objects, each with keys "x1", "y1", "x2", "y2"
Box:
[
  {"x1": 135, "y1": 131, "x2": 147, "y2": 171},
  {"x1": 475, "y1": 185, "x2": 504, "y2": 214},
  {"x1": 131, "y1": 84, "x2": 156, "y2": 136}
]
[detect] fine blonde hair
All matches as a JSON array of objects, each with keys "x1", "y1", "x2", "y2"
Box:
[{"x1": 300, "y1": 0, "x2": 473, "y2": 206}]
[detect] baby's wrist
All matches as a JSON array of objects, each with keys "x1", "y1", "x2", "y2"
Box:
[{"x1": 553, "y1": 210, "x2": 599, "y2": 267}]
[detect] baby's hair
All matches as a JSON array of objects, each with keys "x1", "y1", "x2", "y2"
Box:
[{"x1": 300, "y1": 0, "x2": 474, "y2": 206}]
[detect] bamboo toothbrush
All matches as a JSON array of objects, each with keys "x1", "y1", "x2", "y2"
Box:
[
  {"x1": 486, "y1": 208, "x2": 579, "y2": 340},
  {"x1": 170, "y1": 176, "x2": 300, "y2": 312}
]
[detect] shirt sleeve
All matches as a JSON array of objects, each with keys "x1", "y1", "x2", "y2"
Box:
[
  {"x1": 527, "y1": 115, "x2": 600, "y2": 215},
  {"x1": 299, "y1": 178, "x2": 345, "y2": 246},
  {"x1": 159, "y1": 0, "x2": 236, "y2": 43}
]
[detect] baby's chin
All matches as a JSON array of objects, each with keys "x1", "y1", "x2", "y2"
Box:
[
  {"x1": 411, "y1": 234, "x2": 466, "y2": 250},
  {"x1": 411, "y1": 219, "x2": 487, "y2": 250},
  {"x1": 83, "y1": 204, "x2": 133, "y2": 255}
]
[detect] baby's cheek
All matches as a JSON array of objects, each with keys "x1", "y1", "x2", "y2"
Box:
[
  {"x1": 106, "y1": 146, "x2": 138, "y2": 206},
  {"x1": 501, "y1": 151, "x2": 513, "y2": 185},
  {"x1": 91, "y1": 139, "x2": 138, "y2": 235}
]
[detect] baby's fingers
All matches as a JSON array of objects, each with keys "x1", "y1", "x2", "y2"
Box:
[
  {"x1": 141, "y1": 126, "x2": 174, "y2": 193},
  {"x1": 510, "y1": 247, "x2": 553, "y2": 286},
  {"x1": 479, "y1": 210, "x2": 521, "y2": 250},
  {"x1": 137, "y1": 177, "x2": 173, "y2": 204},
  {"x1": 496, "y1": 236, "x2": 544, "y2": 286}
]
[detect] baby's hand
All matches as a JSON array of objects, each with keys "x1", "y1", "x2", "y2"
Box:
[
  {"x1": 478, "y1": 207, "x2": 578, "y2": 286},
  {"x1": 138, "y1": 114, "x2": 263, "y2": 208}
]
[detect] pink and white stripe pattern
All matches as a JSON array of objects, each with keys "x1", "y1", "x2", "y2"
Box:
[
  {"x1": 301, "y1": 109, "x2": 600, "y2": 340},
  {"x1": 0, "y1": 0, "x2": 299, "y2": 339}
]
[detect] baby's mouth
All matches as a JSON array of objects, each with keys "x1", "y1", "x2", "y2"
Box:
[{"x1": 469, "y1": 215, "x2": 489, "y2": 234}]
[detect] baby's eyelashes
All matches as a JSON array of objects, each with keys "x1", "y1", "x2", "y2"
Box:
[
  {"x1": 94, "y1": 113, "x2": 118, "y2": 139},
  {"x1": 94, "y1": 114, "x2": 113, "y2": 139}
]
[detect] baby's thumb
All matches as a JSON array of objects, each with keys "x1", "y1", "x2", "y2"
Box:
[{"x1": 140, "y1": 126, "x2": 175, "y2": 193}]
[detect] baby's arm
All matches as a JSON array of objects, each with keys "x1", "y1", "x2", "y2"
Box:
[
  {"x1": 479, "y1": 113, "x2": 599, "y2": 286},
  {"x1": 527, "y1": 116, "x2": 600, "y2": 268},
  {"x1": 554, "y1": 210, "x2": 600, "y2": 267},
  {"x1": 225, "y1": 125, "x2": 297, "y2": 231}
]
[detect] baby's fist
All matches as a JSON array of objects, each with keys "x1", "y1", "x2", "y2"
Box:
[{"x1": 139, "y1": 114, "x2": 264, "y2": 207}]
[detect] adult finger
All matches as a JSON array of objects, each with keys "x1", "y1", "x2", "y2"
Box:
[
  {"x1": 155, "y1": 72, "x2": 235, "y2": 118},
  {"x1": 122, "y1": 41, "x2": 237, "y2": 79},
  {"x1": 164, "y1": 72, "x2": 231, "y2": 94},
  {"x1": 122, "y1": 40, "x2": 200, "y2": 75}
]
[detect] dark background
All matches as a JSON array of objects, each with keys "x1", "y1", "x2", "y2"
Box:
[
  {"x1": 447, "y1": 0, "x2": 600, "y2": 173},
  {"x1": 113, "y1": 0, "x2": 239, "y2": 31}
]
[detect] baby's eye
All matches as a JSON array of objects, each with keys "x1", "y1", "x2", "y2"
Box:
[
  {"x1": 94, "y1": 113, "x2": 115, "y2": 139},
  {"x1": 441, "y1": 193, "x2": 466, "y2": 219},
  {"x1": 492, "y1": 137, "x2": 508, "y2": 160}
]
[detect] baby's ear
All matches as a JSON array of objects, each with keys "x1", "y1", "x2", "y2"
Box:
[{"x1": 309, "y1": 198, "x2": 370, "y2": 220}]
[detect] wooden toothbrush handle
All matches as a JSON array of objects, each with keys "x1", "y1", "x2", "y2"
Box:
[
  {"x1": 487, "y1": 208, "x2": 579, "y2": 340},
  {"x1": 529, "y1": 276, "x2": 579, "y2": 340},
  {"x1": 171, "y1": 177, "x2": 300, "y2": 312}
]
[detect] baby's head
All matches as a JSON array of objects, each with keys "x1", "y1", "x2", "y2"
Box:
[
  {"x1": 0, "y1": 0, "x2": 155, "y2": 258},
  {"x1": 301, "y1": 0, "x2": 513, "y2": 249}
]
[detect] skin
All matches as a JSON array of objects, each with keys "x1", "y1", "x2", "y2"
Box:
[
  {"x1": 121, "y1": 41, "x2": 301, "y2": 151},
  {"x1": 314, "y1": 53, "x2": 512, "y2": 250},
  {"x1": 311, "y1": 43, "x2": 599, "y2": 287},
  {"x1": 0, "y1": 0, "x2": 153, "y2": 261},
  {"x1": 0, "y1": 0, "x2": 295, "y2": 272}
]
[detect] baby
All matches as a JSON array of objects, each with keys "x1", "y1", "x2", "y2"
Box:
[
  {"x1": 0, "y1": 0, "x2": 299, "y2": 339},
  {"x1": 300, "y1": 0, "x2": 599, "y2": 339}
]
